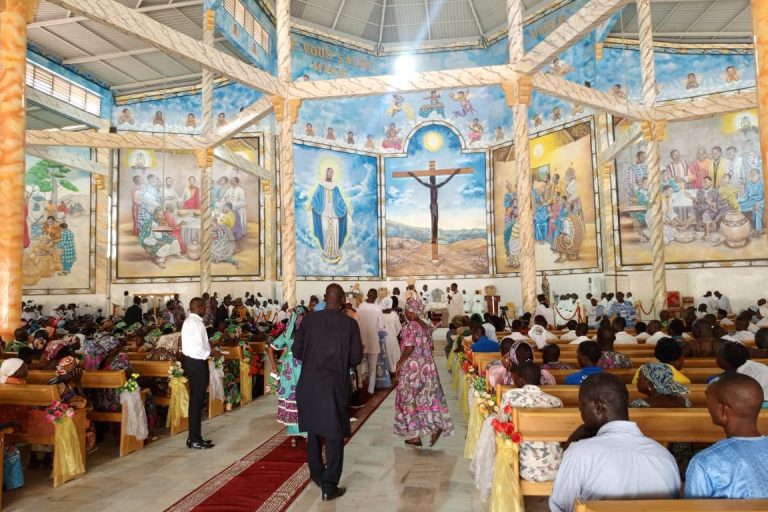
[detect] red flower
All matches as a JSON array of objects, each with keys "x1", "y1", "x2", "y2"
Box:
[
  {"x1": 503, "y1": 423, "x2": 515, "y2": 436},
  {"x1": 511, "y1": 432, "x2": 523, "y2": 444},
  {"x1": 503, "y1": 405, "x2": 513, "y2": 415},
  {"x1": 490, "y1": 418, "x2": 500, "y2": 429}
]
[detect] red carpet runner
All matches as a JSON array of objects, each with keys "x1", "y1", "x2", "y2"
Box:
[{"x1": 166, "y1": 388, "x2": 392, "y2": 512}]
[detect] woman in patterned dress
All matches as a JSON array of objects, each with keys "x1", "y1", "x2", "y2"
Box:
[
  {"x1": 269, "y1": 307, "x2": 307, "y2": 446},
  {"x1": 394, "y1": 299, "x2": 454, "y2": 447}
]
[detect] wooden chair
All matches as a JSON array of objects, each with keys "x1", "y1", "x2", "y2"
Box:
[
  {"x1": 131, "y1": 360, "x2": 189, "y2": 436},
  {"x1": 26, "y1": 370, "x2": 146, "y2": 457},
  {"x1": 496, "y1": 384, "x2": 709, "y2": 407},
  {"x1": 574, "y1": 498, "x2": 768, "y2": 511},
  {"x1": 0, "y1": 384, "x2": 87, "y2": 487}
]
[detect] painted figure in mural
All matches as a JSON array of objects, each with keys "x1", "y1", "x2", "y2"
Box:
[
  {"x1": 725, "y1": 146, "x2": 745, "y2": 192},
  {"x1": 163, "y1": 177, "x2": 180, "y2": 209},
  {"x1": 718, "y1": 173, "x2": 739, "y2": 210},
  {"x1": 740, "y1": 116, "x2": 759, "y2": 136},
  {"x1": 641, "y1": 186, "x2": 693, "y2": 245},
  {"x1": 310, "y1": 167, "x2": 349, "y2": 263},
  {"x1": 552, "y1": 106, "x2": 562, "y2": 122},
  {"x1": 138, "y1": 174, "x2": 163, "y2": 232},
  {"x1": 364, "y1": 135, "x2": 375, "y2": 150},
  {"x1": 533, "y1": 178, "x2": 551, "y2": 242},
  {"x1": 449, "y1": 91, "x2": 475, "y2": 117},
  {"x1": 118, "y1": 108, "x2": 134, "y2": 125},
  {"x1": 217, "y1": 112, "x2": 226, "y2": 128},
  {"x1": 612, "y1": 84, "x2": 627, "y2": 100},
  {"x1": 711, "y1": 146, "x2": 730, "y2": 186},
  {"x1": 419, "y1": 90, "x2": 445, "y2": 119},
  {"x1": 214, "y1": 176, "x2": 229, "y2": 211},
  {"x1": 223, "y1": 176, "x2": 247, "y2": 241},
  {"x1": 326, "y1": 127, "x2": 336, "y2": 141},
  {"x1": 407, "y1": 168, "x2": 463, "y2": 252},
  {"x1": 533, "y1": 114, "x2": 543, "y2": 128},
  {"x1": 667, "y1": 149, "x2": 688, "y2": 182},
  {"x1": 571, "y1": 103, "x2": 584, "y2": 116},
  {"x1": 58, "y1": 223, "x2": 76, "y2": 275},
  {"x1": 551, "y1": 57, "x2": 572, "y2": 76},
  {"x1": 42, "y1": 216, "x2": 62, "y2": 272},
  {"x1": 564, "y1": 166, "x2": 583, "y2": 222},
  {"x1": 633, "y1": 177, "x2": 650, "y2": 226},
  {"x1": 468, "y1": 119, "x2": 484, "y2": 144},
  {"x1": 153, "y1": 111, "x2": 165, "y2": 127},
  {"x1": 739, "y1": 168, "x2": 765, "y2": 236},
  {"x1": 495, "y1": 126, "x2": 504, "y2": 141},
  {"x1": 553, "y1": 202, "x2": 584, "y2": 262},
  {"x1": 685, "y1": 73, "x2": 699, "y2": 90},
  {"x1": 139, "y1": 208, "x2": 182, "y2": 269},
  {"x1": 346, "y1": 131, "x2": 355, "y2": 145},
  {"x1": 548, "y1": 193, "x2": 566, "y2": 247},
  {"x1": 387, "y1": 94, "x2": 415, "y2": 120},
  {"x1": 686, "y1": 148, "x2": 712, "y2": 190},
  {"x1": 725, "y1": 65, "x2": 741, "y2": 83},
  {"x1": 182, "y1": 176, "x2": 201, "y2": 210},
  {"x1": 382, "y1": 123, "x2": 403, "y2": 150},
  {"x1": 625, "y1": 151, "x2": 647, "y2": 198},
  {"x1": 213, "y1": 204, "x2": 239, "y2": 266},
  {"x1": 503, "y1": 180, "x2": 519, "y2": 267},
  {"x1": 185, "y1": 113, "x2": 197, "y2": 128},
  {"x1": 131, "y1": 175, "x2": 144, "y2": 236},
  {"x1": 305, "y1": 123, "x2": 315, "y2": 137},
  {"x1": 660, "y1": 169, "x2": 680, "y2": 194},
  {"x1": 162, "y1": 205, "x2": 186, "y2": 255},
  {"x1": 688, "y1": 176, "x2": 719, "y2": 234}
]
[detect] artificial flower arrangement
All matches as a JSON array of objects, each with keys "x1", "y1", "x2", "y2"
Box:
[
  {"x1": 475, "y1": 389, "x2": 499, "y2": 417},
  {"x1": 168, "y1": 361, "x2": 185, "y2": 379},
  {"x1": 117, "y1": 373, "x2": 141, "y2": 395},
  {"x1": 45, "y1": 400, "x2": 75, "y2": 424},
  {"x1": 491, "y1": 405, "x2": 524, "y2": 445},
  {"x1": 213, "y1": 355, "x2": 225, "y2": 370}
]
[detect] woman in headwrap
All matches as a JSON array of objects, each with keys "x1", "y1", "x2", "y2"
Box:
[
  {"x1": 393, "y1": 299, "x2": 454, "y2": 447},
  {"x1": 0, "y1": 358, "x2": 27, "y2": 384},
  {"x1": 268, "y1": 306, "x2": 307, "y2": 447},
  {"x1": 631, "y1": 362, "x2": 690, "y2": 408},
  {"x1": 487, "y1": 339, "x2": 555, "y2": 388},
  {"x1": 40, "y1": 339, "x2": 71, "y2": 369},
  {"x1": 51, "y1": 356, "x2": 96, "y2": 452}
]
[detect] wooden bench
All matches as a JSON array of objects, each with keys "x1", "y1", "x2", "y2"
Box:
[
  {"x1": 221, "y1": 344, "x2": 252, "y2": 406},
  {"x1": 496, "y1": 384, "x2": 709, "y2": 408},
  {"x1": 545, "y1": 368, "x2": 718, "y2": 384},
  {"x1": 574, "y1": 498, "x2": 768, "y2": 511},
  {"x1": 0, "y1": 384, "x2": 87, "y2": 487},
  {"x1": 470, "y1": 352, "x2": 499, "y2": 376},
  {"x1": 131, "y1": 360, "x2": 189, "y2": 436},
  {"x1": 26, "y1": 370, "x2": 147, "y2": 457},
  {"x1": 553, "y1": 357, "x2": 768, "y2": 368},
  {"x1": 512, "y1": 408, "x2": 768, "y2": 496}
]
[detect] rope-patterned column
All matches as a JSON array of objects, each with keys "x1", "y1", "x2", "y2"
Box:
[
  {"x1": 596, "y1": 114, "x2": 616, "y2": 275},
  {"x1": 199, "y1": 9, "x2": 215, "y2": 294},
  {"x1": 262, "y1": 132, "x2": 277, "y2": 283},
  {"x1": 637, "y1": 0, "x2": 666, "y2": 313},
  {"x1": 507, "y1": 0, "x2": 536, "y2": 314},
  {"x1": 276, "y1": 0, "x2": 296, "y2": 307},
  {"x1": 94, "y1": 141, "x2": 111, "y2": 308}
]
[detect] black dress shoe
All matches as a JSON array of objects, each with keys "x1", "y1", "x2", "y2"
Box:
[
  {"x1": 187, "y1": 440, "x2": 213, "y2": 449},
  {"x1": 321, "y1": 486, "x2": 346, "y2": 501},
  {"x1": 202, "y1": 439, "x2": 214, "y2": 447}
]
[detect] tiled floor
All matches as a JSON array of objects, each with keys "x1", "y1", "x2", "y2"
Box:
[{"x1": 5, "y1": 333, "x2": 546, "y2": 511}]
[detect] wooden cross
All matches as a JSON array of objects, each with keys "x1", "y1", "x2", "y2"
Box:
[{"x1": 392, "y1": 160, "x2": 474, "y2": 262}]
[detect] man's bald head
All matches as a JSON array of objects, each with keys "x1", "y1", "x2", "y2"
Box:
[
  {"x1": 325, "y1": 283, "x2": 345, "y2": 308},
  {"x1": 706, "y1": 373, "x2": 764, "y2": 437}
]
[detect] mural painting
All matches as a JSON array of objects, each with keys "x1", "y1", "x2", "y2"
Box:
[
  {"x1": 23, "y1": 156, "x2": 94, "y2": 293},
  {"x1": 294, "y1": 144, "x2": 380, "y2": 277},
  {"x1": 615, "y1": 110, "x2": 768, "y2": 266},
  {"x1": 115, "y1": 139, "x2": 261, "y2": 279},
  {"x1": 493, "y1": 120, "x2": 599, "y2": 274},
  {"x1": 384, "y1": 124, "x2": 489, "y2": 277}
]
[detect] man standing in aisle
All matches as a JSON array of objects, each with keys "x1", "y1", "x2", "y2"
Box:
[
  {"x1": 357, "y1": 289, "x2": 385, "y2": 397},
  {"x1": 181, "y1": 297, "x2": 214, "y2": 450},
  {"x1": 294, "y1": 283, "x2": 363, "y2": 502}
]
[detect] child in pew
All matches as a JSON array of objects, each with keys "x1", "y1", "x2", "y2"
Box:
[
  {"x1": 487, "y1": 339, "x2": 556, "y2": 387},
  {"x1": 541, "y1": 344, "x2": 574, "y2": 370},
  {"x1": 716, "y1": 342, "x2": 768, "y2": 406},
  {"x1": 564, "y1": 341, "x2": 603, "y2": 385}
]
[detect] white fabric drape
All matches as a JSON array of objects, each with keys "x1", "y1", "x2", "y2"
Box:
[
  {"x1": 471, "y1": 414, "x2": 498, "y2": 504},
  {"x1": 209, "y1": 360, "x2": 225, "y2": 401},
  {"x1": 119, "y1": 389, "x2": 149, "y2": 441}
]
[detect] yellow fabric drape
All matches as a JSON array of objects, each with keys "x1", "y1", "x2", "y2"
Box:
[
  {"x1": 239, "y1": 361, "x2": 252, "y2": 404},
  {"x1": 53, "y1": 415, "x2": 85, "y2": 485},
  {"x1": 460, "y1": 376, "x2": 471, "y2": 420},
  {"x1": 464, "y1": 396, "x2": 483, "y2": 459},
  {"x1": 490, "y1": 437, "x2": 524, "y2": 512},
  {"x1": 452, "y1": 362, "x2": 462, "y2": 390},
  {"x1": 447, "y1": 349, "x2": 456, "y2": 373},
  {"x1": 166, "y1": 376, "x2": 189, "y2": 428}
]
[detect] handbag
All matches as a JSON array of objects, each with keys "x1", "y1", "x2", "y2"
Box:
[{"x1": 3, "y1": 445, "x2": 24, "y2": 491}]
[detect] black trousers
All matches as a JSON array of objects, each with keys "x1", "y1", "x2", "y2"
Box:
[
  {"x1": 307, "y1": 432, "x2": 344, "y2": 492},
  {"x1": 182, "y1": 356, "x2": 209, "y2": 443}
]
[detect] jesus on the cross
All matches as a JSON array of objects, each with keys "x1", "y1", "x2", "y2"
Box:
[{"x1": 393, "y1": 160, "x2": 474, "y2": 262}]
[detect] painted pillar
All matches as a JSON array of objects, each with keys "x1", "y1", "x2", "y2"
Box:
[
  {"x1": 752, "y1": 0, "x2": 768, "y2": 192},
  {"x1": 262, "y1": 132, "x2": 277, "y2": 283},
  {"x1": 199, "y1": 9, "x2": 215, "y2": 294},
  {"x1": 636, "y1": 0, "x2": 667, "y2": 314},
  {"x1": 0, "y1": 0, "x2": 35, "y2": 339},
  {"x1": 94, "y1": 141, "x2": 112, "y2": 311},
  {"x1": 276, "y1": 0, "x2": 296, "y2": 307},
  {"x1": 596, "y1": 114, "x2": 616, "y2": 275},
  {"x1": 507, "y1": 0, "x2": 537, "y2": 314}
]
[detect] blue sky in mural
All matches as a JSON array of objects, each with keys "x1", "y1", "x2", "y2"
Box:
[
  {"x1": 294, "y1": 144, "x2": 379, "y2": 277},
  {"x1": 385, "y1": 124, "x2": 486, "y2": 233}
]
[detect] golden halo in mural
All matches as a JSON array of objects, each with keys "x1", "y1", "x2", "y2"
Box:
[{"x1": 422, "y1": 130, "x2": 444, "y2": 152}]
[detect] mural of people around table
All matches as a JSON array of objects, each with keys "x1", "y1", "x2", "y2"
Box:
[
  {"x1": 384, "y1": 123, "x2": 489, "y2": 276},
  {"x1": 23, "y1": 155, "x2": 93, "y2": 293},
  {"x1": 493, "y1": 120, "x2": 599, "y2": 274},
  {"x1": 115, "y1": 140, "x2": 261, "y2": 279},
  {"x1": 615, "y1": 109, "x2": 768, "y2": 266},
  {"x1": 294, "y1": 144, "x2": 379, "y2": 277}
]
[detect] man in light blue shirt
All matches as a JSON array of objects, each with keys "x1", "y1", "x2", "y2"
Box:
[
  {"x1": 685, "y1": 373, "x2": 768, "y2": 499},
  {"x1": 470, "y1": 325, "x2": 500, "y2": 353},
  {"x1": 549, "y1": 373, "x2": 680, "y2": 512},
  {"x1": 608, "y1": 292, "x2": 636, "y2": 328}
]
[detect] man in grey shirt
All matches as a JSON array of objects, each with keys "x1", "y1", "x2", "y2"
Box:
[{"x1": 549, "y1": 373, "x2": 680, "y2": 512}]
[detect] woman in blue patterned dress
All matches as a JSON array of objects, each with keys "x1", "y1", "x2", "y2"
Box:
[
  {"x1": 394, "y1": 299, "x2": 454, "y2": 447},
  {"x1": 269, "y1": 306, "x2": 307, "y2": 446},
  {"x1": 59, "y1": 223, "x2": 76, "y2": 275}
]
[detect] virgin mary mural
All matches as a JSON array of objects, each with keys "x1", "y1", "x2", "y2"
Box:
[{"x1": 310, "y1": 167, "x2": 349, "y2": 263}]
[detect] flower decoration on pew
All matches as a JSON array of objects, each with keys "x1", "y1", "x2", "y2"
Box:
[
  {"x1": 491, "y1": 406, "x2": 524, "y2": 445},
  {"x1": 475, "y1": 389, "x2": 499, "y2": 417},
  {"x1": 168, "y1": 361, "x2": 185, "y2": 380},
  {"x1": 213, "y1": 355, "x2": 225, "y2": 370},
  {"x1": 117, "y1": 373, "x2": 141, "y2": 395},
  {"x1": 45, "y1": 400, "x2": 75, "y2": 424}
]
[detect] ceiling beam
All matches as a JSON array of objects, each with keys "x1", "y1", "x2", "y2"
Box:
[
  {"x1": 214, "y1": 145, "x2": 271, "y2": 180},
  {"x1": 378, "y1": 0, "x2": 388, "y2": 49},
  {"x1": 331, "y1": 0, "x2": 347, "y2": 31},
  {"x1": 518, "y1": 0, "x2": 631, "y2": 74},
  {"x1": 424, "y1": 0, "x2": 431, "y2": 40},
  {"x1": 45, "y1": 0, "x2": 283, "y2": 96},
  {"x1": 110, "y1": 73, "x2": 204, "y2": 91},
  {"x1": 27, "y1": 0, "x2": 205, "y2": 29},
  {"x1": 466, "y1": 0, "x2": 485, "y2": 39},
  {"x1": 599, "y1": 122, "x2": 642, "y2": 166},
  {"x1": 26, "y1": 145, "x2": 109, "y2": 176},
  {"x1": 26, "y1": 87, "x2": 108, "y2": 129},
  {"x1": 208, "y1": 96, "x2": 273, "y2": 146},
  {"x1": 615, "y1": 31, "x2": 752, "y2": 39},
  {"x1": 62, "y1": 36, "x2": 227, "y2": 65},
  {"x1": 655, "y1": 89, "x2": 757, "y2": 121},
  {"x1": 27, "y1": 130, "x2": 209, "y2": 150}
]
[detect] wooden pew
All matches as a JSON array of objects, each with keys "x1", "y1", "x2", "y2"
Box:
[
  {"x1": 496, "y1": 384, "x2": 709, "y2": 408},
  {"x1": 221, "y1": 344, "x2": 252, "y2": 406},
  {"x1": 545, "y1": 368, "x2": 718, "y2": 384},
  {"x1": 574, "y1": 498, "x2": 768, "y2": 511},
  {"x1": 131, "y1": 360, "x2": 189, "y2": 436},
  {"x1": 512, "y1": 408, "x2": 768, "y2": 496},
  {"x1": 249, "y1": 341, "x2": 267, "y2": 396},
  {"x1": 471, "y1": 352, "x2": 499, "y2": 376},
  {"x1": 553, "y1": 357, "x2": 768, "y2": 368},
  {"x1": 0, "y1": 384, "x2": 87, "y2": 487},
  {"x1": 26, "y1": 370, "x2": 146, "y2": 457}
]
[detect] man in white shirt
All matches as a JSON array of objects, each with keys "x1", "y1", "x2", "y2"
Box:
[
  {"x1": 612, "y1": 317, "x2": 637, "y2": 344},
  {"x1": 643, "y1": 320, "x2": 666, "y2": 345},
  {"x1": 714, "y1": 291, "x2": 732, "y2": 315},
  {"x1": 731, "y1": 318, "x2": 756, "y2": 342},
  {"x1": 181, "y1": 297, "x2": 214, "y2": 449},
  {"x1": 529, "y1": 315, "x2": 558, "y2": 349},
  {"x1": 717, "y1": 309, "x2": 735, "y2": 328},
  {"x1": 634, "y1": 321, "x2": 650, "y2": 342},
  {"x1": 586, "y1": 298, "x2": 606, "y2": 329},
  {"x1": 471, "y1": 290, "x2": 485, "y2": 315},
  {"x1": 122, "y1": 291, "x2": 132, "y2": 314},
  {"x1": 568, "y1": 323, "x2": 592, "y2": 345},
  {"x1": 447, "y1": 283, "x2": 464, "y2": 322},
  {"x1": 549, "y1": 374, "x2": 681, "y2": 512},
  {"x1": 507, "y1": 319, "x2": 530, "y2": 341},
  {"x1": 560, "y1": 320, "x2": 578, "y2": 341},
  {"x1": 717, "y1": 341, "x2": 768, "y2": 402},
  {"x1": 535, "y1": 294, "x2": 555, "y2": 329},
  {"x1": 357, "y1": 289, "x2": 386, "y2": 395},
  {"x1": 697, "y1": 291, "x2": 716, "y2": 313}
]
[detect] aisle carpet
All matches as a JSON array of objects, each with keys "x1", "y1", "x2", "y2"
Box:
[{"x1": 165, "y1": 388, "x2": 392, "y2": 512}]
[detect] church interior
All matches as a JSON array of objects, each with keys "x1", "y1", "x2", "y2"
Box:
[{"x1": 2, "y1": 0, "x2": 768, "y2": 510}]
